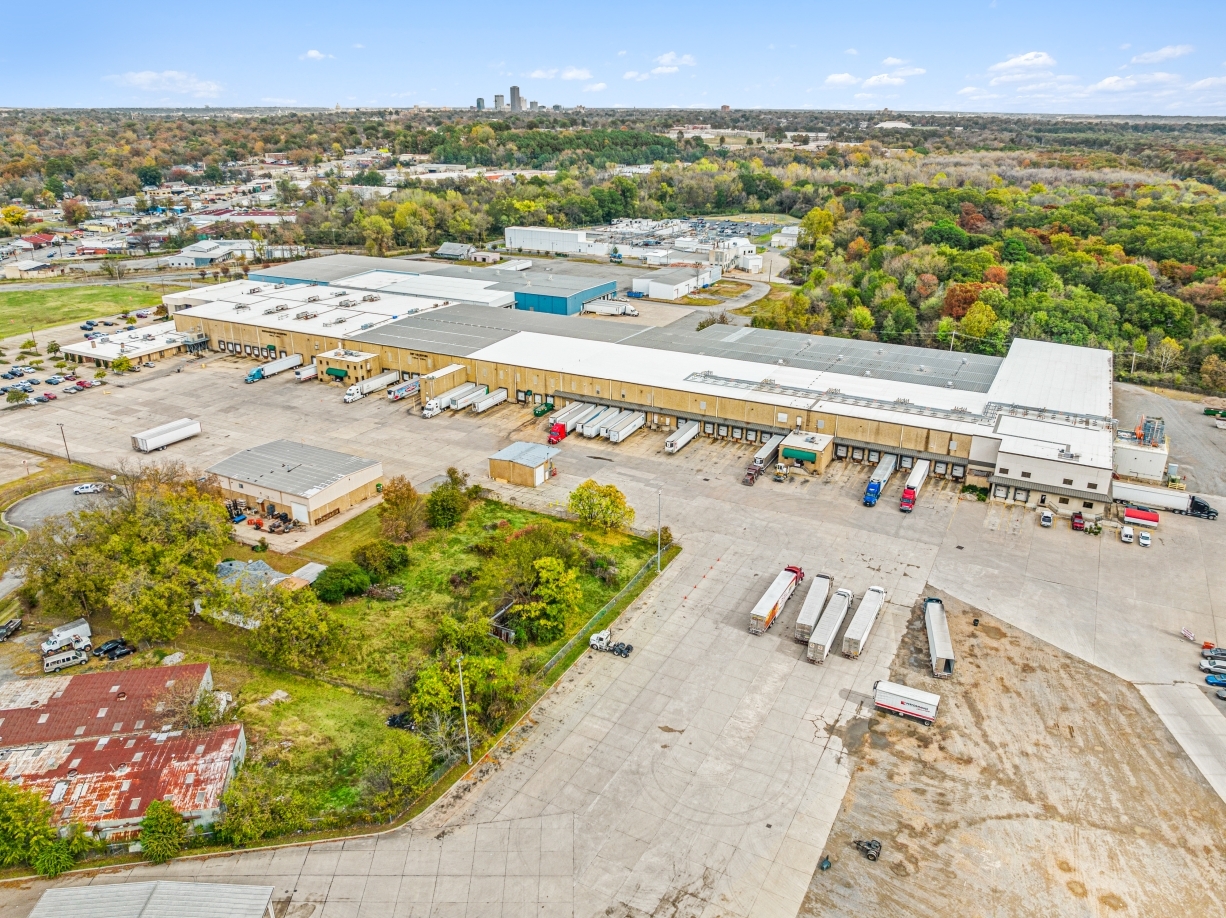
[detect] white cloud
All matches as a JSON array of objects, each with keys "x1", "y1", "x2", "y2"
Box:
[
  {"x1": 655, "y1": 52, "x2": 696, "y2": 67},
  {"x1": 957, "y1": 86, "x2": 979, "y2": 95},
  {"x1": 845, "y1": 48, "x2": 858, "y2": 55},
  {"x1": 882, "y1": 57, "x2": 905, "y2": 66},
  {"x1": 623, "y1": 70, "x2": 649, "y2": 81},
  {"x1": 1131, "y1": 44, "x2": 1193, "y2": 64},
  {"x1": 652, "y1": 66, "x2": 679, "y2": 75},
  {"x1": 863, "y1": 73, "x2": 905, "y2": 87},
  {"x1": 561, "y1": 66, "x2": 591, "y2": 80},
  {"x1": 353, "y1": 43, "x2": 364, "y2": 49},
  {"x1": 108, "y1": 70, "x2": 222, "y2": 97},
  {"x1": 1120, "y1": 43, "x2": 1131, "y2": 50},
  {"x1": 893, "y1": 66, "x2": 926, "y2": 77},
  {"x1": 617, "y1": 50, "x2": 627, "y2": 56},
  {"x1": 824, "y1": 72, "x2": 860, "y2": 86},
  {"x1": 583, "y1": 82, "x2": 606, "y2": 92},
  {"x1": 529, "y1": 68, "x2": 558, "y2": 79},
  {"x1": 989, "y1": 51, "x2": 1056, "y2": 71},
  {"x1": 1190, "y1": 76, "x2": 1226, "y2": 89},
  {"x1": 300, "y1": 49, "x2": 333, "y2": 60}
]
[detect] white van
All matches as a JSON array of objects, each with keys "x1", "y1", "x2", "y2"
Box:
[
  {"x1": 43, "y1": 648, "x2": 89, "y2": 674},
  {"x1": 1121, "y1": 526, "x2": 1134, "y2": 544}
]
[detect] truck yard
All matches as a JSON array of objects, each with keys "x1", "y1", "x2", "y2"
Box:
[{"x1": 0, "y1": 355, "x2": 1222, "y2": 916}]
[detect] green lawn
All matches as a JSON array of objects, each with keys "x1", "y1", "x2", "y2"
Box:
[{"x1": 0, "y1": 285, "x2": 180, "y2": 337}]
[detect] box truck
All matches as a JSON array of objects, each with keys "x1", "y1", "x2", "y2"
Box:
[
  {"x1": 793, "y1": 574, "x2": 833, "y2": 644},
  {"x1": 748, "y1": 565, "x2": 805, "y2": 635},
  {"x1": 244, "y1": 353, "x2": 302, "y2": 383},
  {"x1": 472, "y1": 387, "x2": 508, "y2": 413},
  {"x1": 344, "y1": 371, "x2": 400, "y2": 403},
  {"x1": 1111, "y1": 479, "x2": 1217, "y2": 519},
  {"x1": 131, "y1": 418, "x2": 201, "y2": 452},
  {"x1": 607, "y1": 412, "x2": 646, "y2": 443},
  {"x1": 924, "y1": 597, "x2": 954, "y2": 678},
  {"x1": 424, "y1": 382, "x2": 480, "y2": 417},
  {"x1": 807, "y1": 588, "x2": 854, "y2": 663},
  {"x1": 899, "y1": 459, "x2": 930, "y2": 512},
  {"x1": 582, "y1": 406, "x2": 623, "y2": 438},
  {"x1": 294, "y1": 362, "x2": 318, "y2": 382},
  {"x1": 388, "y1": 379, "x2": 420, "y2": 401},
  {"x1": 863, "y1": 455, "x2": 897, "y2": 506},
  {"x1": 665, "y1": 420, "x2": 701, "y2": 454},
  {"x1": 583, "y1": 300, "x2": 639, "y2": 317},
  {"x1": 40, "y1": 618, "x2": 92, "y2": 656},
  {"x1": 873, "y1": 680, "x2": 940, "y2": 725},
  {"x1": 842, "y1": 586, "x2": 886, "y2": 658},
  {"x1": 752, "y1": 434, "x2": 786, "y2": 469}
]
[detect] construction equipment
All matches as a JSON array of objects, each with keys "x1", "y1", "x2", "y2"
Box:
[{"x1": 854, "y1": 840, "x2": 882, "y2": 861}]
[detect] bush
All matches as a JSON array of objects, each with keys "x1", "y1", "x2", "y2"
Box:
[
  {"x1": 312, "y1": 561, "x2": 371, "y2": 602},
  {"x1": 353, "y1": 539, "x2": 410, "y2": 581},
  {"x1": 251, "y1": 587, "x2": 338, "y2": 667},
  {"x1": 139, "y1": 800, "x2": 187, "y2": 864},
  {"x1": 568, "y1": 480, "x2": 635, "y2": 530},
  {"x1": 426, "y1": 484, "x2": 468, "y2": 529},
  {"x1": 357, "y1": 731, "x2": 433, "y2": 812}
]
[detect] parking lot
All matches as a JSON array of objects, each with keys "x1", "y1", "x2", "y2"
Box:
[{"x1": 0, "y1": 364, "x2": 1222, "y2": 916}]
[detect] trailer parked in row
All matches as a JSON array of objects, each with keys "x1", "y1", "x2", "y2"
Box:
[
  {"x1": 549, "y1": 404, "x2": 602, "y2": 444},
  {"x1": 899, "y1": 459, "x2": 930, "y2": 512},
  {"x1": 873, "y1": 680, "x2": 940, "y2": 725},
  {"x1": 924, "y1": 597, "x2": 954, "y2": 677},
  {"x1": 131, "y1": 418, "x2": 201, "y2": 453},
  {"x1": 666, "y1": 420, "x2": 701, "y2": 454},
  {"x1": 752, "y1": 434, "x2": 786, "y2": 469},
  {"x1": 793, "y1": 574, "x2": 833, "y2": 644},
  {"x1": 748, "y1": 566, "x2": 805, "y2": 635},
  {"x1": 863, "y1": 455, "x2": 897, "y2": 506},
  {"x1": 451, "y1": 384, "x2": 488, "y2": 410},
  {"x1": 388, "y1": 379, "x2": 420, "y2": 401},
  {"x1": 294, "y1": 362, "x2": 318, "y2": 382},
  {"x1": 244, "y1": 353, "x2": 302, "y2": 383},
  {"x1": 806, "y1": 588, "x2": 853, "y2": 663},
  {"x1": 582, "y1": 406, "x2": 622, "y2": 438},
  {"x1": 583, "y1": 300, "x2": 639, "y2": 317},
  {"x1": 1111, "y1": 479, "x2": 1217, "y2": 519},
  {"x1": 472, "y1": 387, "x2": 508, "y2": 413},
  {"x1": 607, "y1": 412, "x2": 646, "y2": 443},
  {"x1": 842, "y1": 586, "x2": 886, "y2": 658},
  {"x1": 344, "y1": 370, "x2": 400, "y2": 403},
  {"x1": 424, "y1": 381, "x2": 479, "y2": 417}
]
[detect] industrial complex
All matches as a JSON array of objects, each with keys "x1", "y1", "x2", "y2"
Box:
[{"x1": 148, "y1": 252, "x2": 1185, "y2": 519}]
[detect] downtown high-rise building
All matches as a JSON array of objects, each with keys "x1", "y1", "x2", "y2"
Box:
[
  {"x1": 510, "y1": 86, "x2": 521, "y2": 112},
  {"x1": 476, "y1": 98, "x2": 484, "y2": 111},
  {"x1": 494, "y1": 94, "x2": 504, "y2": 111}
]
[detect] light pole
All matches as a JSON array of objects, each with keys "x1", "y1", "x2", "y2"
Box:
[
  {"x1": 456, "y1": 655, "x2": 472, "y2": 766},
  {"x1": 56, "y1": 423, "x2": 71, "y2": 464},
  {"x1": 657, "y1": 489, "x2": 662, "y2": 572}
]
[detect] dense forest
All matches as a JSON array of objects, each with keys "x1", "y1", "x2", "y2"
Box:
[{"x1": 2, "y1": 108, "x2": 1226, "y2": 388}]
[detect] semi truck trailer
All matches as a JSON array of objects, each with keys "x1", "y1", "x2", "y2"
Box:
[
  {"x1": 451, "y1": 384, "x2": 488, "y2": 410},
  {"x1": 294, "y1": 363, "x2": 318, "y2": 382},
  {"x1": 344, "y1": 371, "x2": 400, "y2": 403},
  {"x1": 131, "y1": 418, "x2": 201, "y2": 453},
  {"x1": 583, "y1": 300, "x2": 640, "y2": 317},
  {"x1": 1111, "y1": 479, "x2": 1217, "y2": 519},
  {"x1": 899, "y1": 459, "x2": 930, "y2": 512},
  {"x1": 582, "y1": 406, "x2": 623, "y2": 438},
  {"x1": 793, "y1": 574, "x2": 833, "y2": 644},
  {"x1": 873, "y1": 680, "x2": 940, "y2": 725},
  {"x1": 748, "y1": 565, "x2": 805, "y2": 635},
  {"x1": 607, "y1": 412, "x2": 646, "y2": 443},
  {"x1": 924, "y1": 597, "x2": 954, "y2": 678},
  {"x1": 423, "y1": 381, "x2": 480, "y2": 417},
  {"x1": 842, "y1": 586, "x2": 886, "y2": 658},
  {"x1": 388, "y1": 379, "x2": 421, "y2": 401},
  {"x1": 549, "y1": 402, "x2": 590, "y2": 427},
  {"x1": 244, "y1": 353, "x2": 303, "y2": 383},
  {"x1": 806, "y1": 588, "x2": 854, "y2": 664},
  {"x1": 549, "y1": 404, "x2": 602, "y2": 444},
  {"x1": 752, "y1": 434, "x2": 786, "y2": 469},
  {"x1": 665, "y1": 420, "x2": 701, "y2": 454},
  {"x1": 472, "y1": 387, "x2": 508, "y2": 413},
  {"x1": 863, "y1": 455, "x2": 897, "y2": 506}
]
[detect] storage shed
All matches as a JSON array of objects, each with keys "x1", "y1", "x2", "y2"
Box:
[{"x1": 489, "y1": 441, "x2": 560, "y2": 487}]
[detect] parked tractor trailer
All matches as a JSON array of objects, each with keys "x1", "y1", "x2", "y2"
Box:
[
  {"x1": 806, "y1": 588, "x2": 854, "y2": 664},
  {"x1": 245, "y1": 353, "x2": 302, "y2": 383},
  {"x1": 899, "y1": 459, "x2": 930, "y2": 512},
  {"x1": 607, "y1": 412, "x2": 646, "y2": 443},
  {"x1": 842, "y1": 586, "x2": 886, "y2": 658},
  {"x1": 665, "y1": 421, "x2": 701, "y2": 454},
  {"x1": 344, "y1": 371, "x2": 400, "y2": 403},
  {"x1": 863, "y1": 455, "x2": 897, "y2": 506},
  {"x1": 924, "y1": 597, "x2": 955, "y2": 677},
  {"x1": 793, "y1": 574, "x2": 833, "y2": 644},
  {"x1": 748, "y1": 566, "x2": 804, "y2": 635},
  {"x1": 873, "y1": 681, "x2": 940, "y2": 726},
  {"x1": 131, "y1": 418, "x2": 200, "y2": 452},
  {"x1": 472, "y1": 387, "x2": 508, "y2": 413},
  {"x1": 1111, "y1": 480, "x2": 1217, "y2": 519}
]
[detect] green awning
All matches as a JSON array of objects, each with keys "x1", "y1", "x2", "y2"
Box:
[
  {"x1": 325, "y1": 367, "x2": 348, "y2": 379},
  {"x1": 265, "y1": 344, "x2": 277, "y2": 352},
  {"x1": 782, "y1": 446, "x2": 818, "y2": 463}
]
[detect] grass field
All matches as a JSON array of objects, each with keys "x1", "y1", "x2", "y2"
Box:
[{"x1": 0, "y1": 285, "x2": 181, "y2": 337}]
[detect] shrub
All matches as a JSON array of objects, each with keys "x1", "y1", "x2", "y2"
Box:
[
  {"x1": 312, "y1": 561, "x2": 371, "y2": 602},
  {"x1": 139, "y1": 800, "x2": 187, "y2": 864},
  {"x1": 568, "y1": 480, "x2": 635, "y2": 530},
  {"x1": 426, "y1": 484, "x2": 467, "y2": 529},
  {"x1": 352, "y1": 539, "x2": 410, "y2": 580}
]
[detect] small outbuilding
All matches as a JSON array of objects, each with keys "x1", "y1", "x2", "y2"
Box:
[
  {"x1": 489, "y1": 441, "x2": 559, "y2": 487},
  {"x1": 780, "y1": 430, "x2": 834, "y2": 472},
  {"x1": 434, "y1": 242, "x2": 476, "y2": 260},
  {"x1": 29, "y1": 882, "x2": 275, "y2": 918}
]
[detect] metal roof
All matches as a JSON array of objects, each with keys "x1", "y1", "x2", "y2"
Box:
[
  {"x1": 207, "y1": 440, "x2": 380, "y2": 498},
  {"x1": 29, "y1": 881, "x2": 272, "y2": 918},
  {"x1": 426, "y1": 265, "x2": 617, "y2": 299},
  {"x1": 249, "y1": 253, "x2": 420, "y2": 284},
  {"x1": 489, "y1": 441, "x2": 560, "y2": 467}
]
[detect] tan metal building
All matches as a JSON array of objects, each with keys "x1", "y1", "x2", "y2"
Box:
[{"x1": 489, "y1": 442, "x2": 560, "y2": 487}]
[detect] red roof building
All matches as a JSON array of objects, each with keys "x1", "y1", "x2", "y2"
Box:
[{"x1": 18, "y1": 233, "x2": 56, "y2": 248}]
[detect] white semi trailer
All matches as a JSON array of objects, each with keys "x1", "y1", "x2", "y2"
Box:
[
  {"x1": 793, "y1": 574, "x2": 833, "y2": 644},
  {"x1": 748, "y1": 565, "x2": 805, "y2": 635},
  {"x1": 924, "y1": 597, "x2": 955, "y2": 677},
  {"x1": 582, "y1": 406, "x2": 622, "y2": 438},
  {"x1": 472, "y1": 388, "x2": 508, "y2": 413},
  {"x1": 344, "y1": 371, "x2": 400, "y2": 403},
  {"x1": 131, "y1": 418, "x2": 201, "y2": 452},
  {"x1": 806, "y1": 588, "x2": 853, "y2": 663},
  {"x1": 607, "y1": 412, "x2": 646, "y2": 443},
  {"x1": 752, "y1": 434, "x2": 786, "y2": 469},
  {"x1": 873, "y1": 680, "x2": 940, "y2": 725},
  {"x1": 423, "y1": 381, "x2": 479, "y2": 417},
  {"x1": 452, "y1": 384, "x2": 489, "y2": 410},
  {"x1": 842, "y1": 586, "x2": 886, "y2": 658},
  {"x1": 665, "y1": 420, "x2": 701, "y2": 454}
]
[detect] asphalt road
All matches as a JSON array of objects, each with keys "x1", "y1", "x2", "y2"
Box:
[{"x1": 4, "y1": 483, "x2": 112, "y2": 532}]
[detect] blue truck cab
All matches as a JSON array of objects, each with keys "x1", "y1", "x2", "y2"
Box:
[{"x1": 863, "y1": 454, "x2": 898, "y2": 506}]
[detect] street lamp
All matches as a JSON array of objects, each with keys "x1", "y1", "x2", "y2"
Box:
[
  {"x1": 657, "y1": 488, "x2": 662, "y2": 572},
  {"x1": 456, "y1": 655, "x2": 472, "y2": 766},
  {"x1": 56, "y1": 423, "x2": 71, "y2": 463}
]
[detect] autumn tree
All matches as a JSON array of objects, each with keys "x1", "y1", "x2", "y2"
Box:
[
  {"x1": 568, "y1": 480, "x2": 634, "y2": 530},
  {"x1": 378, "y1": 475, "x2": 427, "y2": 541},
  {"x1": 1201, "y1": 354, "x2": 1226, "y2": 391},
  {"x1": 364, "y1": 215, "x2": 393, "y2": 256}
]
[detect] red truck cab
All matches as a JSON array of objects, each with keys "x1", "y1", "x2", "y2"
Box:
[
  {"x1": 899, "y1": 487, "x2": 918, "y2": 512},
  {"x1": 547, "y1": 423, "x2": 567, "y2": 445},
  {"x1": 1071, "y1": 512, "x2": 1085, "y2": 531}
]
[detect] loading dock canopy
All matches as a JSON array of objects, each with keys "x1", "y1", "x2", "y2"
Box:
[{"x1": 325, "y1": 367, "x2": 348, "y2": 378}]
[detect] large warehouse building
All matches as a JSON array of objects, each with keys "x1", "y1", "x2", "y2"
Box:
[{"x1": 171, "y1": 255, "x2": 1124, "y2": 517}]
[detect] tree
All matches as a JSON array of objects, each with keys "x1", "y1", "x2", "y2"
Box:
[
  {"x1": 147, "y1": 679, "x2": 219, "y2": 730},
  {"x1": 425, "y1": 473, "x2": 473, "y2": 530},
  {"x1": 352, "y1": 539, "x2": 410, "y2": 580},
  {"x1": 311, "y1": 561, "x2": 370, "y2": 603},
  {"x1": 215, "y1": 767, "x2": 309, "y2": 846},
  {"x1": 849, "y1": 305, "x2": 875, "y2": 332},
  {"x1": 139, "y1": 800, "x2": 187, "y2": 864},
  {"x1": 93, "y1": 369, "x2": 106, "y2": 380},
  {"x1": 356, "y1": 731, "x2": 432, "y2": 812},
  {"x1": 1, "y1": 205, "x2": 27, "y2": 227},
  {"x1": 379, "y1": 476, "x2": 427, "y2": 541},
  {"x1": 135, "y1": 164, "x2": 162, "y2": 187},
  {"x1": 364, "y1": 216, "x2": 393, "y2": 256},
  {"x1": 923, "y1": 220, "x2": 969, "y2": 249},
  {"x1": 514, "y1": 556, "x2": 581, "y2": 643},
  {"x1": 61, "y1": 200, "x2": 90, "y2": 225},
  {"x1": 799, "y1": 207, "x2": 834, "y2": 249},
  {"x1": 1001, "y1": 237, "x2": 1029, "y2": 262},
  {"x1": 6, "y1": 390, "x2": 27, "y2": 405},
  {"x1": 45, "y1": 340, "x2": 60, "y2": 356},
  {"x1": 1154, "y1": 336, "x2": 1183, "y2": 374},
  {"x1": 961, "y1": 301, "x2": 998, "y2": 340},
  {"x1": 1201, "y1": 354, "x2": 1226, "y2": 391},
  {"x1": 0, "y1": 782, "x2": 56, "y2": 868},
  {"x1": 845, "y1": 237, "x2": 871, "y2": 261},
  {"x1": 112, "y1": 356, "x2": 133, "y2": 373},
  {"x1": 568, "y1": 480, "x2": 634, "y2": 530}
]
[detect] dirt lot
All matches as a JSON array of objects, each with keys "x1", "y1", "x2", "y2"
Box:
[{"x1": 800, "y1": 587, "x2": 1226, "y2": 918}]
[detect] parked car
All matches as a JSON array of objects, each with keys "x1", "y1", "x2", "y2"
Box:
[
  {"x1": 1203, "y1": 647, "x2": 1226, "y2": 660},
  {"x1": 73, "y1": 483, "x2": 103, "y2": 495},
  {"x1": 79, "y1": 323, "x2": 93, "y2": 330},
  {"x1": 101, "y1": 320, "x2": 115, "y2": 326},
  {"x1": 9, "y1": 368, "x2": 22, "y2": 377},
  {"x1": 1217, "y1": 689, "x2": 1226, "y2": 702},
  {"x1": 1200, "y1": 659, "x2": 1226, "y2": 675},
  {"x1": 46, "y1": 376, "x2": 63, "y2": 385},
  {"x1": 142, "y1": 362, "x2": 155, "y2": 368},
  {"x1": 32, "y1": 396, "x2": 48, "y2": 404},
  {"x1": 1039, "y1": 509, "x2": 1053, "y2": 527},
  {"x1": 93, "y1": 638, "x2": 127, "y2": 658},
  {"x1": 1121, "y1": 526, "x2": 1134, "y2": 544},
  {"x1": 105, "y1": 643, "x2": 135, "y2": 661},
  {"x1": 1207, "y1": 674, "x2": 1226, "y2": 687},
  {"x1": 62, "y1": 386, "x2": 80, "y2": 394},
  {"x1": 1139, "y1": 531, "x2": 1151, "y2": 547},
  {"x1": 77, "y1": 380, "x2": 92, "y2": 388},
  {"x1": 42, "y1": 392, "x2": 56, "y2": 400},
  {"x1": 135, "y1": 311, "x2": 150, "y2": 318},
  {"x1": 26, "y1": 378, "x2": 39, "y2": 385}
]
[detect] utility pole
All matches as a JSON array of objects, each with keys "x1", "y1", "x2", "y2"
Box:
[
  {"x1": 56, "y1": 423, "x2": 71, "y2": 463},
  {"x1": 657, "y1": 489, "x2": 662, "y2": 572},
  {"x1": 949, "y1": 329, "x2": 956, "y2": 352},
  {"x1": 456, "y1": 655, "x2": 472, "y2": 766}
]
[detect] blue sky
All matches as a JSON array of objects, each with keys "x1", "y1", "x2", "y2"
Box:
[{"x1": 4, "y1": 1, "x2": 1226, "y2": 114}]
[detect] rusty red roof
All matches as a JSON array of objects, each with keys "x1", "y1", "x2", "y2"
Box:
[
  {"x1": 6, "y1": 723, "x2": 244, "y2": 833},
  {"x1": 0, "y1": 664, "x2": 211, "y2": 748}
]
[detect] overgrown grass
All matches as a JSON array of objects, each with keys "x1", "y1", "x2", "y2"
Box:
[{"x1": 0, "y1": 285, "x2": 184, "y2": 336}]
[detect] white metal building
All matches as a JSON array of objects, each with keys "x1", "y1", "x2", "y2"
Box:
[
  {"x1": 632, "y1": 265, "x2": 722, "y2": 299},
  {"x1": 504, "y1": 226, "x2": 610, "y2": 256}
]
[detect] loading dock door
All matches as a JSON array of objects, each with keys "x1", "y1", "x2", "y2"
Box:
[{"x1": 291, "y1": 502, "x2": 309, "y2": 523}]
